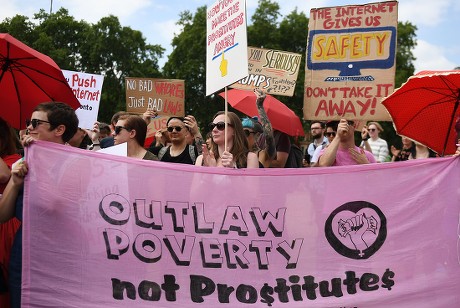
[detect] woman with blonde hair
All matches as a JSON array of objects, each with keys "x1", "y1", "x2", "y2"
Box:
[
  {"x1": 196, "y1": 111, "x2": 258, "y2": 168},
  {"x1": 361, "y1": 121, "x2": 389, "y2": 162}
]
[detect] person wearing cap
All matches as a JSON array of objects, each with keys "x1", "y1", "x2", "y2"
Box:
[
  {"x1": 241, "y1": 89, "x2": 276, "y2": 168},
  {"x1": 318, "y1": 119, "x2": 376, "y2": 166}
]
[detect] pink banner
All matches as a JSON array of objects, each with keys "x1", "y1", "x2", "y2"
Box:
[{"x1": 22, "y1": 142, "x2": 460, "y2": 307}]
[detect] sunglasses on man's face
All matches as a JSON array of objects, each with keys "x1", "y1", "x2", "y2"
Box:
[
  {"x1": 325, "y1": 132, "x2": 336, "y2": 137},
  {"x1": 167, "y1": 126, "x2": 184, "y2": 133},
  {"x1": 114, "y1": 126, "x2": 130, "y2": 135},
  {"x1": 208, "y1": 122, "x2": 233, "y2": 131},
  {"x1": 26, "y1": 119, "x2": 51, "y2": 129},
  {"x1": 244, "y1": 129, "x2": 255, "y2": 137}
]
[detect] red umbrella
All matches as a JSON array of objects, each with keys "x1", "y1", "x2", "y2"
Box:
[
  {"x1": 0, "y1": 33, "x2": 80, "y2": 129},
  {"x1": 382, "y1": 70, "x2": 460, "y2": 156},
  {"x1": 219, "y1": 89, "x2": 305, "y2": 137}
]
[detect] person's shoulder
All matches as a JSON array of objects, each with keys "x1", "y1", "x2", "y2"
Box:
[
  {"x1": 100, "y1": 136, "x2": 114, "y2": 148},
  {"x1": 143, "y1": 150, "x2": 158, "y2": 161}
]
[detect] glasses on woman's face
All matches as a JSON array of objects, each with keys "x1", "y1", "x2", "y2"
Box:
[
  {"x1": 114, "y1": 126, "x2": 130, "y2": 135},
  {"x1": 26, "y1": 119, "x2": 51, "y2": 129},
  {"x1": 368, "y1": 128, "x2": 377, "y2": 132},
  {"x1": 244, "y1": 129, "x2": 255, "y2": 137},
  {"x1": 167, "y1": 126, "x2": 183, "y2": 133},
  {"x1": 325, "y1": 132, "x2": 336, "y2": 137},
  {"x1": 208, "y1": 121, "x2": 233, "y2": 131}
]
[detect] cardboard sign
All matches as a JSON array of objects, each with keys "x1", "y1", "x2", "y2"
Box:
[
  {"x1": 206, "y1": 0, "x2": 248, "y2": 96},
  {"x1": 22, "y1": 142, "x2": 460, "y2": 307},
  {"x1": 231, "y1": 47, "x2": 302, "y2": 97},
  {"x1": 125, "y1": 78, "x2": 185, "y2": 117},
  {"x1": 63, "y1": 70, "x2": 104, "y2": 129},
  {"x1": 304, "y1": 1, "x2": 398, "y2": 121}
]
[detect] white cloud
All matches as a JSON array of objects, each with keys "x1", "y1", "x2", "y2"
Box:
[
  {"x1": 398, "y1": 0, "x2": 452, "y2": 26},
  {"x1": 413, "y1": 40, "x2": 456, "y2": 72},
  {"x1": 58, "y1": 0, "x2": 151, "y2": 24}
]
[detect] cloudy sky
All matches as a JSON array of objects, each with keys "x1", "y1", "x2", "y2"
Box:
[{"x1": 1, "y1": 0, "x2": 459, "y2": 71}]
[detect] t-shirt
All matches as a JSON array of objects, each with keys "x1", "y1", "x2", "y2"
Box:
[
  {"x1": 142, "y1": 151, "x2": 158, "y2": 161},
  {"x1": 160, "y1": 145, "x2": 197, "y2": 165},
  {"x1": 366, "y1": 138, "x2": 389, "y2": 162},
  {"x1": 318, "y1": 146, "x2": 376, "y2": 166},
  {"x1": 306, "y1": 136, "x2": 328, "y2": 160}
]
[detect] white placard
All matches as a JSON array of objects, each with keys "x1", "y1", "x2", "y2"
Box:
[
  {"x1": 63, "y1": 70, "x2": 104, "y2": 129},
  {"x1": 206, "y1": 0, "x2": 248, "y2": 96}
]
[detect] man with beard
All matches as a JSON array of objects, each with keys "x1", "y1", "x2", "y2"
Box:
[{"x1": 305, "y1": 121, "x2": 328, "y2": 166}]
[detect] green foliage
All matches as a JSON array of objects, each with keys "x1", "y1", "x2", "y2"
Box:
[
  {"x1": 0, "y1": 8, "x2": 164, "y2": 123},
  {"x1": 163, "y1": 7, "x2": 221, "y2": 129},
  {"x1": 395, "y1": 21, "x2": 417, "y2": 87}
]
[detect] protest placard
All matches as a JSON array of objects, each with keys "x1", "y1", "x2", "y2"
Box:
[
  {"x1": 304, "y1": 1, "x2": 398, "y2": 121},
  {"x1": 231, "y1": 47, "x2": 302, "y2": 96},
  {"x1": 63, "y1": 70, "x2": 104, "y2": 129},
  {"x1": 206, "y1": 0, "x2": 248, "y2": 96},
  {"x1": 125, "y1": 78, "x2": 185, "y2": 117},
  {"x1": 22, "y1": 142, "x2": 460, "y2": 307}
]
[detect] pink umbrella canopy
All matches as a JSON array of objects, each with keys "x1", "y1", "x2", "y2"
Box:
[
  {"x1": 219, "y1": 89, "x2": 305, "y2": 137},
  {"x1": 0, "y1": 33, "x2": 80, "y2": 129}
]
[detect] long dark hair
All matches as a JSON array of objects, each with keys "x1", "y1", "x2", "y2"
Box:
[
  {"x1": 211, "y1": 111, "x2": 250, "y2": 168},
  {"x1": 0, "y1": 117, "x2": 18, "y2": 156}
]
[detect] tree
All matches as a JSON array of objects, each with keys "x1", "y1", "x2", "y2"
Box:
[
  {"x1": 395, "y1": 21, "x2": 417, "y2": 87},
  {"x1": 163, "y1": 7, "x2": 222, "y2": 128},
  {"x1": 247, "y1": 0, "x2": 281, "y2": 50},
  {"x1": 0, "y1": 9, "x2": 164, "y2": 123}
]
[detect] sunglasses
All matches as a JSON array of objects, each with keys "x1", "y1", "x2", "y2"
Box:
[
  {"x1": 368, "y1": 128, "x2": 377, "y2": 132},
  {"x1": 114, "y1": 126, "x2": 130, "y2": 135},
  {"x1": 325, "y1": 132, "x2": 336, "y2": 137},
  {"x1": 167, "y1": 126, "x2": 184, "y2": 133},
  {"x1": 244, "y1": 129, "x2": 255, "y2": 137},
  {"x1": 208, "y1": 122, "x2": 233, "y2": 131},
  {"x1": 26, "y1": 119, "x2": 51, "y2": 129}
]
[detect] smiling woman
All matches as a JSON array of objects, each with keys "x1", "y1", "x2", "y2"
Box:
[{"x1": 195, "y1": 111, "x2": 259, "y2": 168}]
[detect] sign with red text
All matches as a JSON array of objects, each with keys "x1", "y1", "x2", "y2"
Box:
[
  {"x1": 125, "y1": 78, "x2": 185, "y2": 117},
  {"x1": 63, "y1": 70, "x2": 104, "y2": 129},
  {"x1": 22, "y1": 142, "x2": 460, "y2": 307},
  {"x1": 231, "y1": 47, "x2": 302, "y2": 96},
  {"x1": 206, "y1": 0, "x2": 248, "y2": 96},
  {"x1": 145, "y1": 115, "x2": 169, "y2": 141},
  {"x1": 304, "y1": 1, "x2": 397, "y2": 121}
]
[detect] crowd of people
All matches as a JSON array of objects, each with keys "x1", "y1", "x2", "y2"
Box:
[{"x1": 0, "y1": 90, "x2": 459, "y2": 307}]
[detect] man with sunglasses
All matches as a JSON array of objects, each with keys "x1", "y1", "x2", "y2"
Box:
[
  {"x1": 317, "y1": 119, "x2": 376, "y2": 167},
  {"x1": 310, "y1": 121, "x2": 338, "y2": 167},
  {"x1": 157, "y1": 116, "x2": 203, "y2": 164},
  {"x1": 0, "y1": 102, "x2": 79, "y2": 308}
]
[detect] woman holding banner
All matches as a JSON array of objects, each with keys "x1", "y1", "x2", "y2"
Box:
[{"x1": 196, "y1": 111, "x2": 259, "y2": 168}]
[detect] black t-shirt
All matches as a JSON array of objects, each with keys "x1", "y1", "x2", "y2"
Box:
[{"x1": 160, "y1": 145, "x2": 197, "y2": 165}]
